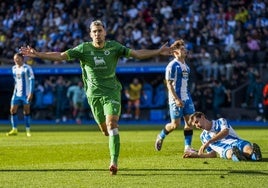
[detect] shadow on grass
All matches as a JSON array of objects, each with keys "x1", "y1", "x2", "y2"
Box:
[
  {"x1": 0, "y1": 168, "x2": 267, "y2": 176},
  {"x1": 258, "y1": 158, "x2": 268, "y2": 162}
]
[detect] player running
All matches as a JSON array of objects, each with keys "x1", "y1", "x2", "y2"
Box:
[
  {"x1": 155, "y1": 39, "x2": 196, "y2": 153},
  {"x1": 183, "y1": 111, "x2": 262, "y2": 161},
  {"x1": 7, "y1": 53, "x2": 35, "y2": 137},
  {"x1": 20, "y1": 20, "x2": 170, "y2": 175}
]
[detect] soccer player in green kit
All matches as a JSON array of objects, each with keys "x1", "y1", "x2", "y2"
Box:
[{"x1": 20, "y1": 20, "x2": 170, "y2": 175}]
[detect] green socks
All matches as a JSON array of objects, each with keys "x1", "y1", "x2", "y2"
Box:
[{"x1": 108, "y1": 128, "x2": 120, "y2": 165}]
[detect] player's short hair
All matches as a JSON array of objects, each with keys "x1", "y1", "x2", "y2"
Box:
[
  {"x1": 170, "y1": 39, "x2": 185, "y2": 51},
  {"x1": 89, "y1": 20, "x2": 105, "y2": 31},
  {"x1": 14, "y1": 52, "x2": 24, "y2": 60},
  {"x1": 189, "y1": 111, "x2": 205, "y2": 124}
]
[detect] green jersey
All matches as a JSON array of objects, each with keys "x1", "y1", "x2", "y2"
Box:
[{"x1": 65, "y1": 41, "x2": 131, "y2": 96}]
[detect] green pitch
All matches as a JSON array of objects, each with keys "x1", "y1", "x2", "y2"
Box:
[{"x1": 0, "y1": 124, "x2": 267, "y2": 188}]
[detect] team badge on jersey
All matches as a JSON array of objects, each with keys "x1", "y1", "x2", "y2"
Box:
[
  {"x1": 182, "y1": 70, "x2": 189, "y2": 79},
  {"x1": 104, "y1": 50, "x2": 110, "y2": 55}
]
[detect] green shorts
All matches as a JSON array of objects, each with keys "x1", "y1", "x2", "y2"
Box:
[{"x1": 87, "y1": 93, "x2": 121, "y2": 124}]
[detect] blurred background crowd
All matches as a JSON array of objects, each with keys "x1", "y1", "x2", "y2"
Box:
[{"x1": 0, "y1": 0, "x2": 267, "y2": 123}]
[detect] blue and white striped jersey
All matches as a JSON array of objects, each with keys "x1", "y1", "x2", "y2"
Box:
[
  {"x1": 12, "y1": 64, "x2": 35, "y2": 97},
  {"x1": 200, "y1": 118, "x2": 240, "y2": 158},
  {"x1": 165, "y1": 58, "x2": 191, "y2": 103}
]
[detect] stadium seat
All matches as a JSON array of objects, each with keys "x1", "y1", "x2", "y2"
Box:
[
  {"x1": 151, "y1": 83, "x2": 167, "y2": 108},
  {"x1": 257, "y1": 51, "x2": 266, "y2": 63},
  {"x1": 43, "y1": 92, "x2": 54, "y2": 106},
  {"x1": 140, "y1": 83, "x2": 153, "y2": 108}
]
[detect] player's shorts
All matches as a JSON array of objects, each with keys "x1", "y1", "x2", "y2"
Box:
[
  {"x1": 11, "y1": 95, "x2": 30, "y2": 106},
  {"x1": 87, "y1": 92, "x2": 121, "y2": 124},
  {"x1": 128, "y1": 99, "x2": 140, "y2": 107},
  {"x1": 222, "y1": 139, "x2": 252, "y2": 159},
  {"x1": 169, "y1": 98, "x2": 195, "y2": 119}
]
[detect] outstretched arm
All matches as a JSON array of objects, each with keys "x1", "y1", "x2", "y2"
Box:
[
  {"x1": 199, "y1": 128, "x2": 229, "y2": 155},
  {"x1": 20, "y1": 46, "x2": 68, "y2": 61},
  {"x1": 183, "y1": 150, "x2": 217, "y2": 158},
  {"x1": 130, "y1": 42, "x2": 171, "y2": 59}
]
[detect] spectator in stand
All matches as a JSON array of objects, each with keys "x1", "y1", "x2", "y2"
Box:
[
  {"x1": 242, "y1": 67, "x2": 260, "y2": 108},
  {"x1": 227, "y1": 14, "x2": 236, "y2": 32},
  {"x1": 225, "y1": 6, "x2": 236, "y2": 21},
  {"x1": 0, "y1": 0, "x2": 267, "y2": 123},
  {"x1": 32, "y1": 79, "x2": 45, "y2": 110},
  {"x1": 246, "y1": 34, "x2": 261, "y2": 51},
  {"x1": 211, "y1": 47, "x2": 224, "y2": 80},
  {"x1": 252, "y1": 0, "x2": 266, "y2": 16},
  {"x1": 235, "y1": 6, "x2": 249, "y2": 24},
  {"x1": 126, "y1": 4, "x2": 139, "y2": 19},
  {"x1": 246, "y1": 34, "x2": 261, "y2": 65},
  {"x1": 54, "y1": 76, "x2": 70, "y2": 123},
  {"x1": 263, "y1": 82, "x2": 268, "y2": 122},
  {"x1": 224, "y1": 48, "x2": 237, "y2": 81},
  {"x1": 235, "y1": 47, "x2": 248, "y2": 77},
  {"x1": 67, "y1": 81, "x2": 86, "y2": 124},
  {"x1": 159, "y1": 1, "x2": 173, "y2": 20},
  {"x1": 141, "y1": 6, "x2": 154, "y2": 27},
  {"x1": 223, "y1": 30, "x2": 235, "y2": 52},
  {"x1": 123, "y1": 78, "x2": 144, "y2": 120},
  {"x1": 225, "y1": 39, "x2": 242, "y2": 54},
  {"x1": 0, "y1": 0, "x2": 266, "y2": 68},
  {"x1": 253, "y1": 76, "x2": 265, "y2": 121},
  {"x1": 212, "y1": 80, "x2": 231, "y2": 119},
  {"x1": 132, "y1": 25, "x2": 142, "y2": 46},
  {"x1": 195, "y1": 47, "x2": 212, "y2": 81}
]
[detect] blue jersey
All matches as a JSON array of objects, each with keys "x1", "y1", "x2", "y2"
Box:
[
  {"x1": 165, "y1": 58, "x2": 191, "y2": 103},
  {"x1": 12, "y1": 64, "x2": 35, "y2": 98},
  {"x1": 200, "y1": 118, "x2": 242, "y2": 158}
]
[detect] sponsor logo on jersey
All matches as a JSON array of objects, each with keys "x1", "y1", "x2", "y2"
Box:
[{"x1": 93, "y1": 56, "x2": 106, "y2": 68}]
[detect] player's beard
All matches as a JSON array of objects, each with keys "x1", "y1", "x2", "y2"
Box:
[{"x1": 94, "y1": 37, "x2": 105, "y2": 47}]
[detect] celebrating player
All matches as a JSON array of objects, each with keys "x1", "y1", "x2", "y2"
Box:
[
  {"x1": 183, "y1": 111, "x2": 262, "y2": 161},
  {"x1": 7, "y1": 53, "x2": 35, "y2": 137},
  {"x1": 155, "y1": 39, "x2": 196, "y2": 153},
  {"x1": 20, "y1": 20, "x2": 170, "y2": 175}
]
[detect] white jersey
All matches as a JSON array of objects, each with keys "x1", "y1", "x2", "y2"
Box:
[
  {"x1": 12, "y1": 64, "x2": 35, "y2": 97},
  {"x1": 165, "y1": 58, "x2": 191, "y2": 103},
  {"x1": 200, "y1": 118, "x2": 240, "y2": 158}
]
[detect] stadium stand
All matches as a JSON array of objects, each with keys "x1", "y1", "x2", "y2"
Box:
[{"x1": 0, "y1": 0, "x2": 267, "y2": 122}]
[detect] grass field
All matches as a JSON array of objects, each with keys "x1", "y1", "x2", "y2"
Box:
[{"x1": 0, "y1": 124, "x2": 267, "y2": 188}]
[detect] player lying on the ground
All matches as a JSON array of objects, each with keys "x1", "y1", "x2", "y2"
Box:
[{"x1": 183, "y1": 111, "x2": 262, "y2": 161}]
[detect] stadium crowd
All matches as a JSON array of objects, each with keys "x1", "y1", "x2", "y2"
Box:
[{"x1": 0, "y1": 0, "x2": 267, "y2": 122}]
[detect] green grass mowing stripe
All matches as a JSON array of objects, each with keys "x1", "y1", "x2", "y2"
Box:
[{"x1": 0, "y1": 125, "x2": 267, "y2": 188}]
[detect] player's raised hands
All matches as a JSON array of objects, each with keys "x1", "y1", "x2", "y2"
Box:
[
  {"x1": 159, "y1": 42, "x2": 171, "y2": 56},
  {"x1": 20, "y1": 46, "x2": 38, "y2": 58}
]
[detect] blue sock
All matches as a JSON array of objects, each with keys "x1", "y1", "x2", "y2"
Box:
[
  {"x1": 24, "y1": 114, "x2": 31, "y2": 129},
  {"x1": 11, "y1": 114, "x2": 18, "y2": 129},
  {"x1": 159, "y1": 128, "x2": 169, "y2": 139},
  {"x1": 251, "y1": 153, "x2": 257, "y2": 161},
  {"x1": 184, "y1": 130, "x2": 193, "y2": 147},
  {"x1": 232, "y1": 154, "x2": 240, "y2": 162},
  {"x1": 184, "y1": 135, "x2": 192, "y2": 147}
]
